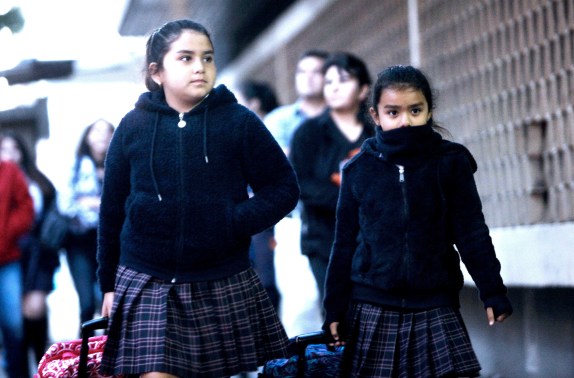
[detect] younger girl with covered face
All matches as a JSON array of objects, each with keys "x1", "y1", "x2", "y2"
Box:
[
  {"x1": 323, "y1": 65, "x2": 512, "y2": 377},
  {"x1": 97, "y1": 19, "x2": 299, "y2": 378}
]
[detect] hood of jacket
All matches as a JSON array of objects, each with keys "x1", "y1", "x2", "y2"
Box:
[{"x1": 135, "y1": 84, "x2": 237, "y2": 114}]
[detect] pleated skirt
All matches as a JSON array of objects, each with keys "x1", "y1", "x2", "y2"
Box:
[
  {"x1": 341, "y1": 302, "x2": 481, "y2": 378},
  {"x1": 100, "y1": 265, "x2": 289, "y2": 377}
]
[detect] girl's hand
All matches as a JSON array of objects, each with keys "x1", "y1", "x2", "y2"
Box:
[
  {"x1": 101, "y1": 292, "x2": 114, "y2": 317},
  {"x1": 329, "y1": 322, "x2": 345, "y2": 347},
  {"x1": 23, "y1": 291, "x2": 48, "y2": 319},
  {"x1": 486, "y1": 307, "x2": 510, "y2": 326}
]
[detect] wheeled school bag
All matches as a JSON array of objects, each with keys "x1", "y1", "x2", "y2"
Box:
[
  {"x1": 34, "y1": 317, "x2": 122, "y2": 378},
  {"x1": 36, "y1": 317, "x2": 342, "y2": 378},
  {"x1": 261, "y1": 330, "x2": 344, "y2": 378}
]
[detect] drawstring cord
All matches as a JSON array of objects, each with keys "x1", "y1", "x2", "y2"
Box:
[
  {"x1": 150, "y1": 112, "x2": 162, "y2": 201},
  {"x1": 202, "y1": 106, "x2": 209, "y2": 163}
]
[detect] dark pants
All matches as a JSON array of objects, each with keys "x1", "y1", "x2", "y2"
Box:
[
  {"x1": 24, "y1": 316, "x2": 49, "y2": 370},
  {"x1": 250, "y1": 227, "x2": 281, "y2": 310},
  {"x1": 307, "y1": 254, "x2": 329, "y2": 307},
  {"x1": 64, "y1": 229, "x2": 101, "y2": 334}
]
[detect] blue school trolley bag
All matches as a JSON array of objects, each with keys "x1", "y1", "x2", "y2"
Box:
[{"x1": 261, "y1": 330, "x2": 344, "y2": 378}]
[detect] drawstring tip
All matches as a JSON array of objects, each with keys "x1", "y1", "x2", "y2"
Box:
[
  {"x1": 204, "y1": 156, "x2": 209, "y2": 163},
  {"x1": 157, "y1": 194, "x2": 162, "y2": 201}
]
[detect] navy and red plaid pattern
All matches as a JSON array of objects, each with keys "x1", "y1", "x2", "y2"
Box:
[
  {"x1": 101, "y1": 265, "x2": 289, "y2": 377},
  {"x1": 341, "y1": 303, "x2": 481, "y2": 378}
]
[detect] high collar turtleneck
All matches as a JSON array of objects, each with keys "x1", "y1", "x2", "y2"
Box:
[{"x1": 374, "y1": 121, "x2": 443, "y2": 167}]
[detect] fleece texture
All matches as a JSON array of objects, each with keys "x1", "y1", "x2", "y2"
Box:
[
  {"x1": 323, "y1": 124, "x2": 512, "y2": 327},
  {"x1": 289, "y1": 109, "x2": 374, "y2": 261},
  {"x1": 97, "y1": 85, "x2": 300, "y2": 292}
]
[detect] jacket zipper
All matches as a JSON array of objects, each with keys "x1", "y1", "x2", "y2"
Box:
[
  {"x1": 173, "y1": 115, "x2": 186, "y2": 283},
  {"x1": 397, "y1": 164, "x2": 409, "y2": 306},
  {"x1": 178, "y1": 112, "x2": 186, "y2": 128}
]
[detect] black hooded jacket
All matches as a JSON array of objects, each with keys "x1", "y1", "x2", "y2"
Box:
[
  {"x1": 97, "y1": 85, "x2": 300, "y2": 293},
  {"x1": 323, "y1": 124, "x2": 512, "y2": 327},
  {"x1": 290, "y1": 109, "x2": 374, "y2": 260}
]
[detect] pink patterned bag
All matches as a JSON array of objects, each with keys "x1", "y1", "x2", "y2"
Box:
[{"x1": 34, "y1": 335, "x2": 121, "y2": 378}]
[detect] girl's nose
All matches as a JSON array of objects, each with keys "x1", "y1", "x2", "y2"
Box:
[
  {"x1": 192, "y1": 59, "x2": 205, "y2": 73},
  {"x1": 330, "y1": 80, "x2": 340, "y2": 91},
  {"x1": 400, "y1": 113, "x2": 411, "y2": 127}
]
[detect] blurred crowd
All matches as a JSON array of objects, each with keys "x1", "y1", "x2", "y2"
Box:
[{"x1": 0, "y1": 119, "x2": 114, "y2": 377}]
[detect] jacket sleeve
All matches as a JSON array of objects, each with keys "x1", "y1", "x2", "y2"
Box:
[
  {"x1": 97, "y1": 123, "x2": 130, "y2": 293},
  {"x1": 290, "y1": 119, "x2": 340, "y2": 211},
  {"x1": 323, "y1": 165, "x2": 360, "y2": 329},
  {"x1": 234, "y1": 111, "x2": 300, "y2": 236},
  {"x1": 447, "y1": 151, "x2": 513, "y2": 317}
]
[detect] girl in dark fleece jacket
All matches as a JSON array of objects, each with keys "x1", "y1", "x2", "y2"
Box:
[
  {"x1": 97, "y1": 20, "x2": 299, "y2": 378},
  {"x1": 324, "y1": 65, "x2": 512, "y2": 378}
]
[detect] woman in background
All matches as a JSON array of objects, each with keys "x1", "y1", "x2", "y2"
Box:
[
  {"x1": 0, "y1": 131, "x2": 60, "y2": 374},
  {"x1": 290, "y1": 52, "x2": 373, "y2": 306},
  {"x1": 60, "y1": 119, "x2": 114, "y2": 333},
  {"x1": 0, "y1": 157, "x2": 34, "y2": 378}
]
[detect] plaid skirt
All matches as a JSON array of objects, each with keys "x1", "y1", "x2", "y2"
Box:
[
  {"x1": 100, "y1": 265, "x2": 289, "y2": 377},
  {"x1": 340, "y1": 303, "x2": 481, "y2": 378}
]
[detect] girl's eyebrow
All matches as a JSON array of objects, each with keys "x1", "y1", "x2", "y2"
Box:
[
  {"x1": 176, "y1": 49, "x2": 214, "y2": 55},
  {"x1": 383, "y1": 102, "x2": 424, "y2": 109}
]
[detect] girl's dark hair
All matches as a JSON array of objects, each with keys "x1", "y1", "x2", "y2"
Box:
[
  {"x1": 237, "y1": 80, "x2": 279, "y2": 114},
  {"x1": 370, "y1": 65, "x2": 450, "y2": 136},
  {"x1": 321, "y1": 51, "x2": 371, "y2": 87},
  {"x1": 370, "y1": 65, "x2": 434, "y2": 114},
  {"x1": 0, "y1": 131, "x2": 56, "y2": 206},
  {"x1": 76, "y1": 119, "x2": 115, "y2": 166},
  {"x1": 298, "y1": 49, "x2": 329, "y2": 63},
  {"x1": 144, "y1": 19, "x2": 214, "y2": 91}
]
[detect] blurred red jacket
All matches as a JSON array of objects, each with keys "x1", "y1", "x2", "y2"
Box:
[{"x1": 0, "y1": 161, "x2": 34, "y2": 265}]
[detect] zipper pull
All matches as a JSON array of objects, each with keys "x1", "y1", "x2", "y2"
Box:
[
  {"x1": 398, "y1": 165, "x2": 405, "y2": 182},
  {"x1": 178, "y1": 113, "x2": 186, "y2": 128}
]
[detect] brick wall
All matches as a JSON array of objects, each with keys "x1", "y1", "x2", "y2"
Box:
[{"x1": 420, "y1": 0, "x2": 574, "y2": 226}]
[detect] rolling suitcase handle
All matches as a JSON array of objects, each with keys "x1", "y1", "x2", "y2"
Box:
[
  {"x1": 78, "y1": 316, "x2": 109, "y2": 378},
  {"x1": 288, "y1": 330, "x2": 336, "y2": 378}
]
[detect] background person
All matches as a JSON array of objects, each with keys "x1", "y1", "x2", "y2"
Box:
[
  {"x1": 264, "y1": 49, "x2": 329, "y2": 155},
  {"x1": 290, "y1": 52, "x2": 373, "y2": 307},
  {"x1": 0, "y1": 159, "x2": 34, "y2": 378},
  {"x1": 0, "y1": 131, "x2": 60, "y2": 375},
  {"x1": 59, "y1": 118, "x2": 115, "y2": 333}
]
